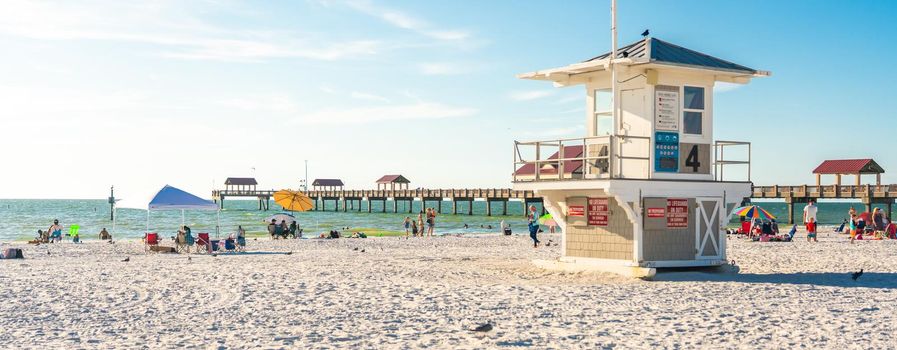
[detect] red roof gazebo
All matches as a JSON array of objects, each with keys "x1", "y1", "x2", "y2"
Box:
[
  {"x1": 812, "y1": 159, "x2": 884, "y2": 186},
  {"x1": 376, "y1": 175, "x2": 410, "y2": 190}
]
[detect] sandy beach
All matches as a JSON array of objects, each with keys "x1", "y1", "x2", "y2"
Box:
[{"x1": 1, "y1": 230, "x2": 895, "y2": 349}]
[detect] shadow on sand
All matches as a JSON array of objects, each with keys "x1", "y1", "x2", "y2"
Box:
[{"x1": 652, "y1": 266, "x2": 897, "y2": 289}]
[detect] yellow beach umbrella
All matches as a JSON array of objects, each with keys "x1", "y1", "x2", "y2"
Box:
[{"x1": 273, "y1": 190, "x2": 314, "y2": 212}]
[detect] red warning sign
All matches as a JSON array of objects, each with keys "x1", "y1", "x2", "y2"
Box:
[
  {"x1": 568, "y1": 205, "x2": 585, "y2": 217},
  {"x1": 587, "y1": 198, "x2": 609, "y2": 226},
  {"x1": 647, "y1": 207, "x2": 665, "y2": 218},
  {"x1": 667, "y1": 198, "x2": 688, "y2": 228}
]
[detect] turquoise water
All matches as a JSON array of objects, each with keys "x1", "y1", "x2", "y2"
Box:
[
  {"x1": 0, "y1": 199, "x2": 538, "y2": 241},
  {"x1": 1, "y1": 198, "x2": 887, "y2": 241}
]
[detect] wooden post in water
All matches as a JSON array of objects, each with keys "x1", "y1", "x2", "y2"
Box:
[
  {"x1": 468, "y1": 199, "x2": 473, "y2": 215},
  {"x1": 382, "y1": 199, "x2": 387, "y2": 213},
  {"x1": 452, "y1": 199, "x2": 457, "y2": 215},
  {"x1": 486, "y1": 200, "x2": 492, "y2": 216},
  {"x1": 502, "y1": 200, "x2": 508, "y2": 216}
]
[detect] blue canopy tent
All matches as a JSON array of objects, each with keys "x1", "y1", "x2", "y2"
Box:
[{"x1": 115, "y1": 185, "x2": 221, "y2": 237}]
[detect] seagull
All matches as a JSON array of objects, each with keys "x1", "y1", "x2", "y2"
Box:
[
  {"x1": 851, "y1": 269, "x2": 864, "y2": 281},
  {"x1": 353, "y1": 247, "x2": 359, "y2": 251},
  {"x1": 122, "y1": 257, "x2": 129, "y2": 262},
  {"x1": 472, "y1": 322, "x2": 493, "y2": 333},
  {"x1": 361, "y1": 249, "x2": 365, "y2": 253},
  {"x1": 641, "y1": 29, "x2": 650, "y2": 37}
]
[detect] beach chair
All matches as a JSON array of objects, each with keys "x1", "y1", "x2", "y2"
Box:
[
  {"x1": 175, "y1": 231, "x2": 188, "y2": 253},
  {"x1": 224, "y1": 238, "x2": 236, "y2": 253},
  {"x1": 144, "y1": 232, "x2": 159, "y2": 252},
  {"x1": 196, "y1": 233, "x2": 211, "y2": 253},
  {"x1": 185, "y1": 233, "x2": 195, "y2": 250},
  {"x1": 737, "y1": 221, "x2": 751, "y2": 235}
]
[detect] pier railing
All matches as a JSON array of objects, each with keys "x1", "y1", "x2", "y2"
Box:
[
  {"x1": 752, "y1": 184, "x2": 897, "y2": 199},
  {"x1": 512, "y1": 135, "x2": 651, "y2": 182}
]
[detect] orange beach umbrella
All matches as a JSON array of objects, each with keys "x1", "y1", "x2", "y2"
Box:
[{"x1": 273, "y1": 190, "x2": 314, "y2": 212}]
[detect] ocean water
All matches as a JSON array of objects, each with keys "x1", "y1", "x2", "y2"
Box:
[
  {"x1": 0, "y1": 198, "x2": 886, "y2": 241},
  {"x1": 0, "y1": 199, "x2": 538, "y2": 241}
]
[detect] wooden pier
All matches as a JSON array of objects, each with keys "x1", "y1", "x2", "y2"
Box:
[
  {"x1": 212, "y1": 188, "x2": 543, "y2": 216},
  {"x1": 751, "y1": 184, "x2": 897, "y2": 223},
  {"x1": 211, "y1": 184, "x2": 897, "y2": 222}
]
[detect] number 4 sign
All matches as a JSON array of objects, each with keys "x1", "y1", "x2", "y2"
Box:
[{"x1": 678, "y1": 143, "x2": 710, "y2": 174}]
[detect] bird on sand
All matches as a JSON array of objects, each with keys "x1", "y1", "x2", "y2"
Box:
[
  {"x1": 122, "y1": 257, "x2": 129, "y2": 262},
  {"x1": 212, "y1": 253, "x2": 218, "y2": 258},
  {"x1": 472, "y1": 322, "x2": 493, "y2": 333},
  {"x1": 852, "y1": 269, "x2": 864, "y2": 281},
  {"x1": 353, "y1": 247, "x2": 359, "y2": 251},
  {"x1": 641, "y1": 29, "x2": 650, "y2": 37},
  {"x1": 360, "y1": 248, "x2": 365, "y2": 253}
]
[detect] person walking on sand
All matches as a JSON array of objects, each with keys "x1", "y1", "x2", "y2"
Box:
[
  {"x1": 403, "y1": 217, "x2": 412, "y2": 238},
  {"x1": 806, "y1": 218, "x2": 818, "y2": 242},
  {"x1": 849, "y1": 213, "x2": 858, "y2": 244},
  {"x1": 802, "y1": 200, "x2": 817, "y2": 225},
  {"x1": 528, "y1": 206, "x2": 541, "y2": 247}
]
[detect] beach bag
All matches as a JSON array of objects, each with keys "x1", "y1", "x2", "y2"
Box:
[{"x1": 2, "y1": 248, "x2": 23, "y2": 259}]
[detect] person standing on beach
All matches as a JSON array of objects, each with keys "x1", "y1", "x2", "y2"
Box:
[
  {"x1": 528, "y1": 206, "x2": 540, "y2": 248},
  {"x1": 806, "y1": 218, "x2": 818, "y2": 242},
  {"x1": 802, "y1": 200, "x2": 817, "y2": 225},
  {"x1": 426, "y1": 208, "x2": 437, "y2": 237},
  {"x1": 417, "y1": 211, "x2": 425, "y2": 237},
  {"x1": 849, "y1": 213, "x2": 858, "y2": 244},
  {"x1": 289, "y1": 221, "x2": 297, "y2": 239}
]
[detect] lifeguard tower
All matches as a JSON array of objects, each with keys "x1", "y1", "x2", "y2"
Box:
[{"x1": 513, "y1": 4, "x2": 769, "y2": 277}]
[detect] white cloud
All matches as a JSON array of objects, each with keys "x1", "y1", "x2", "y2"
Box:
[
  {"x1": 417, "y1": 62, "x2": 472, "y2": 76},
  {"x1": 296, "y1": 101, "x2": 477, "y2": 125},
  {"x1": 217, "y1": 95, "x2": 300, "y2": 113},
  {"x1": 509, "y1": 90, "x2": 556, "y2": 101},
  {"x1": 0, "y1": 0, "x2": 383, "y2": 62},
  {"x1": 350, "y1": 91, "x2": 391, "y2": 102},
  {"x1": 344, "y1": 0, "x2": 471, "y2": 42}
]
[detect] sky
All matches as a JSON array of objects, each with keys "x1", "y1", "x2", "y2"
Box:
[{"x1": 1, "y1": 0, "x2": 896, "y2": 199}]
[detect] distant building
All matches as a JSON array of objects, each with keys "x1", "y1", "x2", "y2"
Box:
[
  {"x1": 376, "y1": 175, "x2": 410, "y2": 190},
  {"x1": 225, "y1": 177, "x2": 257, "y2": 193},
  {"x1": 813, "y1": 159, "x2": 884, "y2": 186},
  {"x1": 312, "y1": 179, "x2": 345, "y2": 191}
]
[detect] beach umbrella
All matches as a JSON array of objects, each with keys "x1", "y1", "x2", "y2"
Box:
[
  {"x1": 538, "y1": 213, "x2": 557, "y2": 227},
  {"x1": 265, "y1": 213, "x2": 296, "y2": 225},
  {"x1": 733, "y1": 205, "x2": 777, "y2": 220},
  {"x1": 273, "y1": 190, "x2": 314, "y2": 212},
  {"x1": 857, "y1": 212, "x2": 871, "y2": 222}
]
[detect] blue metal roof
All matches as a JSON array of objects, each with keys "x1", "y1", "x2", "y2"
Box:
[{"x1": 586, "y1": 38, "x2": 757, "y2": 74}]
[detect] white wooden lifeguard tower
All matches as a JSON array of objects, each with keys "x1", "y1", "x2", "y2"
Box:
[{"x1": 514, "y1": 2, "x2": 769, "y2": 277}]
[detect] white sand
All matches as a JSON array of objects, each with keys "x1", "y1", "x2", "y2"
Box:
[{"x1": 1, "y1": 230, "x2": 895, "y2": 349}]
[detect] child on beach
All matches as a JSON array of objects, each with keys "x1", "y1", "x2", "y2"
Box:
[
  {"x1": 806, "y1": 218, "x2": 817, "y2": 242},
  {"x1": 403, "y1": 217, "x2": 411, "y2": 238},
  {"x1": 849, "y1": 214, "x2": 858, "y2": 244}
]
